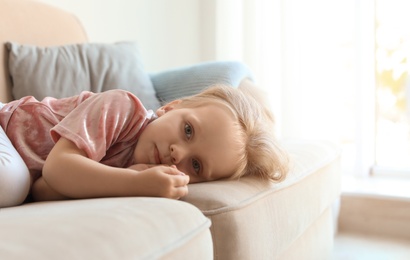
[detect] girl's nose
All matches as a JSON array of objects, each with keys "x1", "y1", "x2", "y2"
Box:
[{"x1": 170, "y1": 144, "x2": 188, "y2": 164}]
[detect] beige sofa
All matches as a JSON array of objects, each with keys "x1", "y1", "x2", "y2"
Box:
[{"x1": 0, "y1": 0, "x2": 341, "y2": 259}]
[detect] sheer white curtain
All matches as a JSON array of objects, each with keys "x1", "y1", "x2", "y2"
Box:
[
  {"x1": 204, "y1": 0, "x2": 376, "y2": 176},
  {"x1": 210, "y1": 0, "x2": 347, "y2": 139},
  {"x1": 200, "y1": 0, "x2": 283, "y2": 134}
]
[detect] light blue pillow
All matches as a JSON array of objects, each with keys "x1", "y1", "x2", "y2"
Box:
[{"x1": 150, "y1": 61, "x2": 254, "y2": 104}]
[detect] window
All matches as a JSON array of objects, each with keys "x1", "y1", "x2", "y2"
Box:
[
  {"x1": 211, "y1": 0, "x2": 410, "y2": 180},
  {"x1": 374, "y1": 0, "x2": 410, "y2": 175},
  {"x1": 264, "y1": 0, "x2": 410, "y2": 179}
]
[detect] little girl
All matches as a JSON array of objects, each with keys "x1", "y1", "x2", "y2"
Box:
[{"x1": 0, "y1": 84, "x2": 289, "y2": 207}]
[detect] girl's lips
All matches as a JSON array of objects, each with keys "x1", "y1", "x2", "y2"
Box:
[{"x1": 154, "y1": 146, "x2": 161, "y2": 164}]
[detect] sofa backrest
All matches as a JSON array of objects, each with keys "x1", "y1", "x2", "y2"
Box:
[{"x1": 0, "y1": 0, "x2": 88, "y2": 102}]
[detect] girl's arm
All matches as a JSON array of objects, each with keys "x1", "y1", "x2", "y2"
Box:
[
  {"x1": 39, "y1": 138, "x2": 189, "y2": 201},
  {"x1": 32, "y1": 177, "x2": 68, "y2": 201}
]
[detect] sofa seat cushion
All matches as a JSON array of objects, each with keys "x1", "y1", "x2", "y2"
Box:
[
  {"x1": 182, "y1": 140, "x2": 341, "y2": 259},
  {"x1": 0, "y1": 197, "x2": 213, "y2": 259}
]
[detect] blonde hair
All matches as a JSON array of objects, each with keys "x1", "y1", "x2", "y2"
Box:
[{"x1": 176, "y1": 84, "x2": 289, "y2": 182}]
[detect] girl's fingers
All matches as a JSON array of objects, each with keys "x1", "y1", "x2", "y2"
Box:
[
  {"x1": 174, "y1": 185, "x2": 189, "y2": 199},
  {"x1": 128, "y1": 163, "x2": 157, "y2": 171},
  {"x1": 166, "y1": 173, "x2": 189, "y2": 187},
  {"x1": 164, "y1": 165, "x2": 186, "y2": 176}
]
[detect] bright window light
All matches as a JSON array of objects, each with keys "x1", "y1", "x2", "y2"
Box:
[{"x1": 375, "y1": 0, "x2": 410, "y2": 173}]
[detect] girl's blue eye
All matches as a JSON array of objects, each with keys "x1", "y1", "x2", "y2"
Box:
[
  {"x1": 184, "y1": 123, "x2": 193, "y2": 139},
  {"x1": 192, "y1": 159, "x2": 201, "y2": 174}
]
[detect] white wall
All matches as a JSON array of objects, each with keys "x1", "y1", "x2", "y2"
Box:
[{"x1": 39, "y1": 0, "x2": 205, "y2": 73}]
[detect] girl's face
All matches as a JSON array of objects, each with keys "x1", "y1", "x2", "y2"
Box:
[{"x1": 133, "y1": 101, "x2": 242, "y2": 183}]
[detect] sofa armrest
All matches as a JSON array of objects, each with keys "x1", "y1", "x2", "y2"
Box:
[
  {"x1": 150, "y1": 61, "x2": 254, "y2": 105},
  {"x1": 182, "y1": 140, "x2": 341, "y2": 259}
]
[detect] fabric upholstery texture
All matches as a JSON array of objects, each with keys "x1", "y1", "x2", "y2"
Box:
[
  {"x1": 182, "y1": 140, "x2": 341, "y2": 259},
  {"x1": 7, "y1": 42, "x2": 161, "y2": 110},
  {"x1": 279, "y1": 207, "x2": 334, "y2": 259},
  {"x1": 0, "y1": 198, "x2": 213, "y2": 260}
]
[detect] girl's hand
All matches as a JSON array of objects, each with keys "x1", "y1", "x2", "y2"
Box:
[
  {"x1": 127, "y1": 163, "x2": 156, "y2": 172},
  {"x1": 43, "y1": 137, "x2": 189, "y2": 200},
  {"x1": 128, "y1": 164, "x2": 183, "y2": 173},
  {"x1": 128, "y1": 165, "x2": 189, "y2": 199}
]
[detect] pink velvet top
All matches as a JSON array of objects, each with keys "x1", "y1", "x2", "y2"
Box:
[{"x1": 0, "y1": 89, "x2": 155, "y2": 183}]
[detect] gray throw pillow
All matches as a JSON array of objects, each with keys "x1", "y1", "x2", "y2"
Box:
[{"x1": 6, "y1": 42, "x2": 160, "y2": 110}]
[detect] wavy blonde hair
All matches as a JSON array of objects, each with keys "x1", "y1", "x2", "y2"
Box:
[{"x1": 176, "y1": 84, "x2": 289, "y2": 182}]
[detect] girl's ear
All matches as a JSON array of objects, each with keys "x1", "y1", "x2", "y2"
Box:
[{"x1": 156, "y1": 99, "x2": 182, "y2": 117}]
